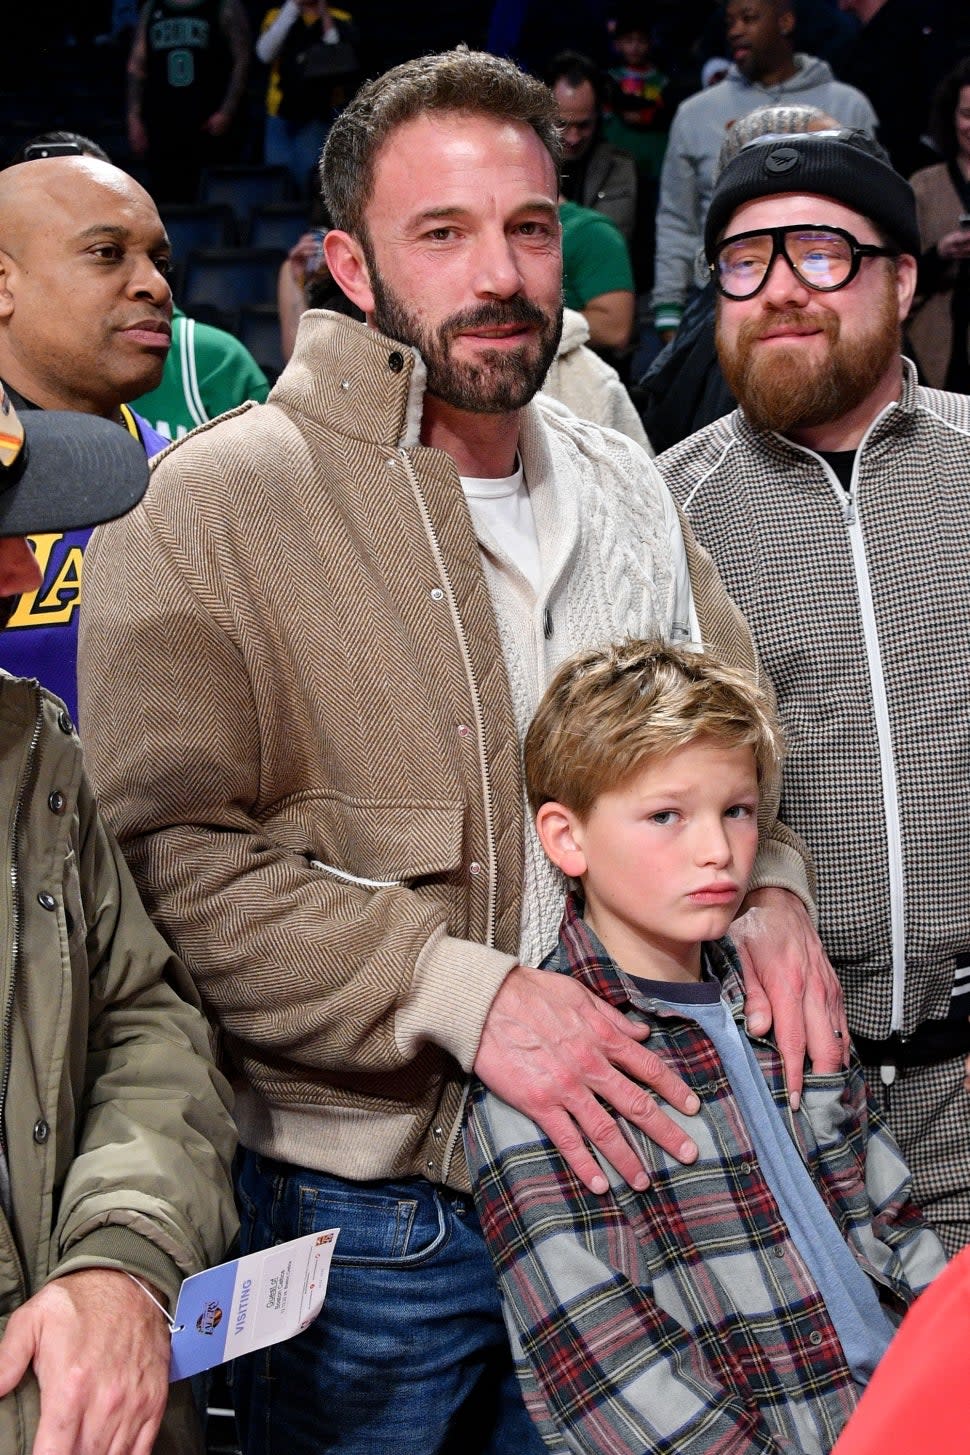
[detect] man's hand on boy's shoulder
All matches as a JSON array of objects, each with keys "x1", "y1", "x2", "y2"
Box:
[
  {"x1": 730, "y1": 886, "x2": 850, "y2": 1109},
  {"x1": 474, "y1": 963, "x2": 701, "y2": 1195}
]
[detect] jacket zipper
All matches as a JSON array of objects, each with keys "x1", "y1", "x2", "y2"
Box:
[
  {"x1": 0, "y1": 692, "x2": 44, "y2": 1166},
  {"x1": 837, "y1": 453, "x2": 906, "y2": 1041},
  {"x1": 791, "y1": 432, "x2": 907, "y2": 1045},
  {"x1": 401, "y1": 454, "x2": 499, "y2": 950},
  {"x1": 401, "y1": 455, "x2": 500, "y2": 1186}
]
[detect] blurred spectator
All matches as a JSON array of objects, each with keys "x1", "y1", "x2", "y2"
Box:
[
  {"x1": 907, "y1": 58, "x2": 970, "y2": 391},
  {"x1": 255, "y1": 0, "x2": 359, "y2": 192},
  {"x1": 543, "y1": 307, "x2": 651, "y2": 447},
  {"x1": 605, "y1": 10, "x2": 670, "y2": 183},
  {"x1": 653, "y1": 0, "x2": 876, "y2": 339},
  {"x1": 127, "y1": 0, "x2": 251, "y2": 202},
  {"x1": 133, "y1": 305, "x2": 270, "y2": 438},
  {"x1": 278, "y1": 225, "x2": 363, "y2": 360},
  {"x1": 547, "y1": 51, "x2": 638, "y2": 245},
  {"x1": 837, "y1": 0, "x2": 955, "y2": 179},
  {"x1": 560, "y1": 197, "x2": 635, "y2": 351}
]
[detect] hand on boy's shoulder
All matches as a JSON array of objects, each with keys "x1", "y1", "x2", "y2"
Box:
[
  {"x1": 474, "y1": 962, "x2": 701, "y2": 1196},
  {"x1": 730, "y1": 887, "x2": 850, "y2": 1110}
]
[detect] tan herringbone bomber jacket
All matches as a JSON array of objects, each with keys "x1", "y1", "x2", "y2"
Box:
[{"x1": 78, "y1": 310, "x2": 812, "y2": 1192}]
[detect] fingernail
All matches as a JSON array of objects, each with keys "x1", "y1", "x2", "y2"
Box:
[
  {"x1": 685, "y1": 1092, "x2": 701, "y2": 1114},
  {"x1": 590, "y1": 1174, "x2": 608, "y2": 1194},
  {"x1": 679, "y1": 1139, "x2": 698, "y2": 1163},
  {"x1": 789, "y1": 1091, "x2": 801, "y2": 1111},
  {"x1": 632, "y1": 1173, "x2": 650, "y2": 1192}
]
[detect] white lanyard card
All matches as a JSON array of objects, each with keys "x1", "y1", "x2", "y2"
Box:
[{"x1": 169, "y1": 1227, "x2": 340, "y2": 1381}]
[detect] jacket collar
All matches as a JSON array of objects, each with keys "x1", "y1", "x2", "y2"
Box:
[
  {"x1": 273, "y1": 309, "x2": 429, "y2": 451},
  {"x1": 732, "y1": 354, "x2": 920, "y2": 459},
  {"x1": 277, "y1": 309, "x2": 559, "y2": 471}
]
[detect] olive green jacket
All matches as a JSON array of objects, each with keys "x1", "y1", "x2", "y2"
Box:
[{"x1": 0, "y1": 677, "x2": 237, "y2": 1452}]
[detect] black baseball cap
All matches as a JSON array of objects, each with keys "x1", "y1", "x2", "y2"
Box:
[{"x1": 0, "y1": 383, "x2": 149, "y2": 537}]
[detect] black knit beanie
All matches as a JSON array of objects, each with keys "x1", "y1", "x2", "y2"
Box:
[{"x1": 704, "y1": 129, "x2": 920, "y2": 262}]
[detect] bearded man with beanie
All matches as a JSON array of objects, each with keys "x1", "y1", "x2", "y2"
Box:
[{"x1": 658, "y1": 128, "x2": 970, "y2": 1255}]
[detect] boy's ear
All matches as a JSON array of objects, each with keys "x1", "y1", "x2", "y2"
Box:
[
  {"x1": 322, "y1": 229, "x2": 376, "y2": 315},
  {"x1": 535, "y1": 801, "x2": 587, "y2": 879}
]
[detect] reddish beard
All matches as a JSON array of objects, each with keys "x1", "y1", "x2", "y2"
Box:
[{"x1": 717, "y1": 283, "x2": 901, "y2": 434}]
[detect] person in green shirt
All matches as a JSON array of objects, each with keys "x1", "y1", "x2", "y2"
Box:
[
  {"x1": 133, "y1": 305, "x2": 270, "y2": 441},
  {"x1": 560, "y1": 198, "x2": 635, "y2": 351}
]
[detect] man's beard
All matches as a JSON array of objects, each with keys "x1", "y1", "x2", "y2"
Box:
[
  {"x1": 717, "y1": 280, "x2": 901, "y2": 435},
  {"x1": 368, "y1": 263, "x2": 563, "y2": 415}
]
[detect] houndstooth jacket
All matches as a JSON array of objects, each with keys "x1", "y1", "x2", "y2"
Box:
[{"x1": 658, "y1": 361, "x2": 970, "y2": 1041}]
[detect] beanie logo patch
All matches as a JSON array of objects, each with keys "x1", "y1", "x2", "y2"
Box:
[{"x1": 764, "y1": 146, "x2": 800, "y2": 175}]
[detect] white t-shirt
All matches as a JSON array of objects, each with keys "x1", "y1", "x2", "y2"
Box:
[{"x1": 460, "y1": 460, "x2": 542, "y2": 598}]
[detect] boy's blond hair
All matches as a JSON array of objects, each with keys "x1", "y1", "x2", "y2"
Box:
[{"x1": 525, "y1": 638, "x2": 784, "y2": 818}]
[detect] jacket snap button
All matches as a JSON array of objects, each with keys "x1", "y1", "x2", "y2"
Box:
[
  {"x1": 430, "y1": 588, "x2": 444, "y2": 602},
  {"x1": 457, "y1": 724, "x2": 470, "y2": 738},
  {"x1": 33, "y1": 1118, "x2": 49, "y2": 1144},
  {"x1": 48, "y1": 791, "x2": 66, "y2": 815},
  {"x1": 37, "y1": 892, "x2": 56, "y2": 911},
  {"x1": 388, "y1": 351, "x2": 405, "y2": 373},
  {"x1": 57, "y1": 711, "x2": 74, "y2": 735},
  {"x1": 469, "y1": 861, "x2": 481, "y2": 876}
]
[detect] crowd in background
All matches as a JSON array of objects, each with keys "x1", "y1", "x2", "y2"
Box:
[
  {"x1": 5, "y1": 0, "x2": 970, "y2": 416},
  {"x1": 3, "y1": 10, "x2": 970, "y2": 1455}
]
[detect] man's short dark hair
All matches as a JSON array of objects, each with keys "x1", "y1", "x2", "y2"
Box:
[
  {"x1": 321, "y1": 47, "x2": 563, "y2": 240},
  {"x1": 544, "y1": 50, "x2": 607, "y2": 111}
]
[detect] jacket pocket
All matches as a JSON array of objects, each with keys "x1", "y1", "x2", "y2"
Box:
[{"x1": 305, "y1": 797, "x2": 466, "y2": 886}]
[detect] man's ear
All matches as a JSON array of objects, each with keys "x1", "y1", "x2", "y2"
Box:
[
  {"x1": 895, "y1": 252, "x2": 918, "y2": 323},
  {"x1": 0, "y1": 251, "x2": 15, "y2": 320},
  {"x1": 535, "y1": 801, "x2": 588, "y2": 879},
  {"x1": 323, "y1": 229, "x2": 375, "y2": 316}
]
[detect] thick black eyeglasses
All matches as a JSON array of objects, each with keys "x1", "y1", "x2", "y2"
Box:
[{"x1": 711, "y1": 224, "x2": 898, "y2": 300}]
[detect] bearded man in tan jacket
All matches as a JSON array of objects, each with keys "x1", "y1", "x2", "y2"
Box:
[{"x1": 78, "y1": 46, "x2": 845, "y2": 1455}]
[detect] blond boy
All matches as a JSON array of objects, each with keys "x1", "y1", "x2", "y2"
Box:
[{"x1": 465, "y1": 639, "x2": 944, "y2": 1455}]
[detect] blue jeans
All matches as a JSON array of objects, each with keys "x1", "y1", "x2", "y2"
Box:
[{"x1": 232, "y1": 1148, "x2": 546, "y2": 1455}]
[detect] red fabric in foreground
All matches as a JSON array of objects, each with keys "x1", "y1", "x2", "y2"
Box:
[{"x1": 833, "y1": 1246, "x2": 970, "y2": 1455}]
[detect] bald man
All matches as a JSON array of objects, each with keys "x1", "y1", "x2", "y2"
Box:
[{"x1": 0, "y1": 157, "x2": 173, "y2": 717}]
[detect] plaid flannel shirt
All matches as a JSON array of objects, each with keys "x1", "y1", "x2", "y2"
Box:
[{"x1": 465, "y1": 895, "x2": 945, "y2": 1455}]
